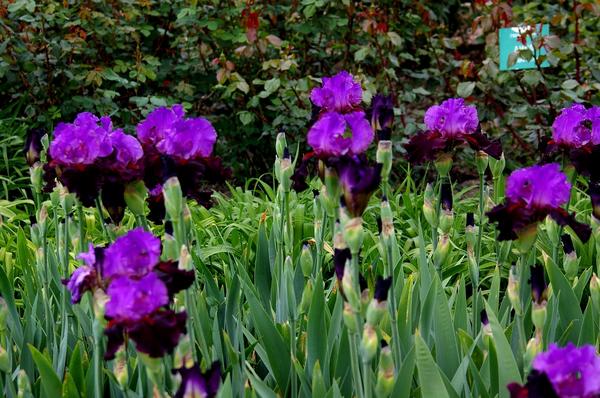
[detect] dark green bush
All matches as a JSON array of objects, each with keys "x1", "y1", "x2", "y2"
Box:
[{"x1": 0, "y1": 0, "x2": 598, "y2": 186}]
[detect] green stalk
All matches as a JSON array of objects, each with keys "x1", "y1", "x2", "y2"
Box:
[
  {"x1": 290, "y1": 318, "x2": 297, "y2": 398},
  {"x1": 383, "y1": 233, "x2": 402, "y2": 367},
  {"x1": 362, "y1": 360, "x2": 372, "y2": 398},
  {"x1": 92, "y1": 318, "x2": 103, "y2": 398},
  {"x1": 77, "y1": 203, "x2": 86, "y2": 253},
  {"x1": 348, "y1": 333, "x2": 364, "y2": 398},
  {"x1": 95, "y1": 198, "x2": 113, "y2": 242},
  {"x1": 473, "y1": 171, "x2": 485, "y2": 334},
  {"x1": 350, "y1": 254, "x2": 365, "y2": 398}
]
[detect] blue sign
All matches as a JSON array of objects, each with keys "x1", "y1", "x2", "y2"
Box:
[{"x1": 499, "y1": 24, "x2": 551, "y2": 71}]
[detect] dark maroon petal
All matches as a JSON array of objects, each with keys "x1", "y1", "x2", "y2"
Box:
[
  {"x1": 373, "y1": 276, "x2": 392, "y2": 301},
  {"x1": 589, "y1": 181, "x2": 600, "y2": 220},
  {"x1": 59, "y1": 165, "x2": 104, "y2": 207},
  {"x1": 480, "y1": 310, "x2": 489, "y2": 326},
  {"x1": 369, "y1": 94, "x2": 394, "y2": 131},
  {"x1": 104, "y1": 321, "x2": 126, "y2": 360},
  {"x1": 548, "y1": 208, "x2": 592, "y2": 243},
  {"x1": 24, "y1": 128, "x2": 44, "y2": 166},
  {"x1": 334, "y1": 155, "x2": 382, "y2": 217},
  {"x1": 153, "y1": 261, "x2": 195, "y2": 298},
  {"x1": 334, "y1": 248, "x2": 351, "y2": 281},
  {"x1": 291, "y1": 152, "x2": 316, "y2": 193},
  {"x1": 128, "y1": 310, "x2": 188, "y2": 358},
  {"x1": 147, "y1": 192, "x2": 166, "y2": 224},
  {"x1": 529, "y1": 265, "x2": 547, "y2": 305},
  {"x1": 441, "y1": 182, "x2": 452, "y2": 211},
  {"x1": 561, "y1": 234, "x2": 575, "y2": 254},
  {"x1": 486, "y1": 202, "x2": 539, "y2": 241},
  {"x1": 461, "y1": 130, "x2": 502, "y2": 159},
  {"x1": 404, "y1": 130, "x2": 447, "y2": 165},
  {"x1": 570, "y1": 144, "x2": 600, "y2": 181},
  {"x1": 466, "y1": 212, "x2": 475, "y2": 227},
  {"x1": 101, "y1": 183, "x2": 126, "y2": 224},
  {"x1": 507, "y1": 382, "x2": 529, "y2": 398},
  {"x1": 526, "y1": 370, "x2": 560, "y2": 398}
]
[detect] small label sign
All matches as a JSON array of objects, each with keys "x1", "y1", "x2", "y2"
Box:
[{"x1": 499, "y1": 24, "x2": 550, "y2": 71}]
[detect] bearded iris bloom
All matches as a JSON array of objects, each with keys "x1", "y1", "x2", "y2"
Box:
[
  {"x1": 62, "y1": 228, "x2": 194, "y2": 360},
  {"x1": 137, "y1": 105, "x2": 230, "y2": 222},
  {"x1": 487, "y1": 163, "x2": 591, "y2": 244},
  {"x1": 404, "y1": 98, "x2": 502, "y2": 165},
  {"x1": 369, "y1": 94, "x2": 394, "y2": 137},
  {"x1": 307, "y1": 71, "x2": 374, "y2": 158},
  {"x1": 334, "y1": 155, "x2": 382, "y2": 218},
  {"x1": 509, "y1": 343, "x2": 600, "y2": 398},
  {"x1": 44, "y1": 112, "x2": 144, "y2": 222},
  {"x1": 173, "y1": 362, "x2": 221, "y2": 398}
]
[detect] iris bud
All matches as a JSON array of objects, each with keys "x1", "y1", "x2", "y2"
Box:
[
  {"x1": 163, "y1": 177, "x2": 183, "y2": 220},
  {"x1": 162, "y1": 233, "x2": 178, "y2": 261},
  {"x1": 178, "y1": 245, "x2": 192, "y2": 271},
  {"x1": 590, "y1": 274, "x2": 600, "y2": 313},
  {"x1": 376, "y1": 140, "x2": 393, "y2": 182},
  {"x1": 30, "y1": 163, "x2": 43, "y2": 194},
  {"x1": 275, "y1": 132, "x2": 287, "y2": 159},
  {"x1": 563, "y1": 252, "x2": 579, "y2": 280},
  {"x1": 173, "y1": 336, "x2": 194, "y2": 369},
  {"x1": 343, "y1": 302, "x2": 358, "y2": 332},
  {"x1": 343, "y1": 217, "x2": 364, "y2": 256},
  {"x1": 476, "y1": 151, "x2": 488, "y2": 175},
  {"x1": 299, "y1": 280, "x2": 313, "y2": 314},
  {"x1": 0, "y1": 297, "x2": 8, "y2": 333},
  {"x1": 0, "y1": 345, "x2": 8, "y2": 373},
  {"x1": 113, "y1": 348, "x2": 128, "y2": 389},
  {"x1": 531, "y1": 302, "x2": 547, "y2": 332},
  {"x1": 524, "y1": 335, "x2": 542, "y2": 370},
  {"x1": 423, "y1": 184, "x2": 437, "y2": 228},
  {"x1": 300, "y1": 244, "x2": 313, "y2": 278},
  {"x1": 342, "y1": 268, "x2": 360, "y2": 311},
  {"x1": 17, "y1": 370, "x2": 32, "y2": 398},
  {"x1": 375, "y1": 346, "x2": 395, "y2": 398},
  {"x1": 439, "y1": 209, "x2": 454, "y2": 234},
  {"x1": 360, "y1": 324, "x2": 378, "y2": 363},
  {"x1": 515, "y1": 224, "x2": 537, "y2": 255},
  {"x1": 489, "y1": 152, "x2": 505, "y2": 178},
  {"x1": 508, "y1": 266, "x2": 522, "y2": 315},
  {"x1": 277, "y1": 153, "x2": 293, "y2": 193},
  {"x1": 434, "y1": 153, "x2": 453, "y2": 177},
  {"x1": 433, "y1": 234, "x2": 450, "y2": 268},
  {"x1": 124, "y1": 180, "x2": 148, "y2": 216},
  {"x1": 366, "y1": 299, "x2": 386, "y2": 326}
]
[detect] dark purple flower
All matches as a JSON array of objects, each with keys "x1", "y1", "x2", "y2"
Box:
[
  {"x1": 561, "y1": 234, "x2": 575, "y2": 255},
  {"x1": 505, "y1": 164, "x2": 570, "y2": 208},
  {"x1": 173, "y1": 362, "x2": 221, "y2": 398},
  {"x1": 370, "y1": 94, "x2": 394, "y2": 132},
  {"x1": 441, "y1": 182, "x2": 452, "y2": 211},
  {"x1": 508, "y1": 370, "x2": 559, "y2": 398},
  {"x1": 334, "y1": 248, "x2": 352, "y2": 281},
  {"x1": 466, "y1": 212, "x2": 475, "y2": 227},
  {"x1": 310, "y1": 71, "x2": 363, "y2": 113},
  {"x1": 155, "y1": 117, "x2": 217, "y2": 160},
  {"x1": 105, "y1": 273, "x2": 168, "y2": 321},
  {"x1": 333, "y1": 155, "x2": 382, "y2": 217},
  {"x1": 24, "y1": 128, "x2": 44, "y2": 166},
  {"x1": 104, "y1": 309, "x2": 187, "y2": 360},
  {"x1": 405, "y1": 98, "x2": 501, "y2": 165},
  {"x1": 307, "y1": 111, "x2": 374, "y2": 158},
  {"x1": 480, "y1": 310, "x2": 489, "y2": 326},
  {"x1": 532, "y1": 343, "x2": 600, "y2": 398},
  {"x1": 373, "y1": 276, "x2": 392, "y2": 301},
  {"x1": 487, "y1": 163, "x2": 591, "y2": 243},
  {"x1": 136, "y1": 104, "x2": 185, "y2": 146},
  {"x1": 102, "y1": 228, "x2": 161, "y2": 279},
  {"x1": 424, "y1": 98, "x2": 479, "y2": 139},
  {"x1": 552, "y1": 104, "x2": 600, "y2": 148},
  {"x1": 529, "y1": 265, "x2": 547, "y2": 305},
  {"x1": 49, "y1": 112, "x2": 112, "y2": 166},
  {"x1": 137, "y1": 105, "x2": 217, "y2": 160},
  {"x1": 109, "y1": 130, "x2": 143, "y2": 166},
  {"x1": 62, "y1": 265, "x2": 97, "y2": 304},
  {"x1": 153, "y1": 261, "x2": 195, "y2": 298}
]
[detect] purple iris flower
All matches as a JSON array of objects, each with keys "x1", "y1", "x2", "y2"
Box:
[
  {"x1": 552, "y1": 104, "x2": 600, "y2": 148},
  {"x1": 404, "y1": 98, "x2": 501, "y2": 164},
  {"x1": 310, "y1": 71, "x2": 363, "y2": 113},
  {"x1": 136, "y1": 105, "x2": 217, "y2": 160},
  {"x1": 105, "y1": 273, "x2": 169, "y2": 321},
  {"x1": 529, "y1": 265, "x2": 548, "y2": 305},
  {"x1": 307, "y1": 71, "x2": 374, "y2": 158},
  {"x1": 532, "y1": 343, "x2": 600, "y2": 398},
  {"x1": 173, "y1": 362, "x2": 221, "y2": 398},
  {"x1": 102, "y1": 228, "x2": 161, "y2": 279},
  {"x1": 333, "y1": 155, "x2": 382, "y2": 217},
  {"x1": 49, "y1": 112, "x2": 113, "y2": 166},
  {"x1": 109, "y1": 130, "x2": 143, "y2": 167},
  {"x1": 62, "y1": 243, "x2": 104, "y2": 304},
  {"x1": 511, "y1": 344, "x2": 600, "y2": 397},
  {"x1": 24, "y1": 128, "x2": 45, "y2": 167},
  {"x1": 488, "y1": 163, "x2": 591, "y2": 242},
  {"x1": 370, "y1": 94, "x2": 394, "y2": 133}
]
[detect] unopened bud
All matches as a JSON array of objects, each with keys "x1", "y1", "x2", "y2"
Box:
[
  {"x1": 489, "y1": 152, "x2": 505, "y2": 178},
  {"x1": 178, "y1": 245, "x2": 192, "y2": 271},
  {"x1": 532, "y1": 302, "x2": 547, "y2": 332},
  {"x1": 299, "y1": 280, "x2": 313, "y2": 314},
  {"x1": 113, "y1": 348, "x2": 129, "y2": 389},
  {"x1": 508, "y1": 266, "x2": 522, "y2": 315},
  {"x1": 275, "y1": 132, "x2": 287, "y2": 159},
  {"x1": 476, "y1": 151, "x2": 488, "y2": 175},
  {"x1": 366, "y1": 299, "x2": 386, "y2": 326},
  {"x1": 360, "y1": 324, "x2": 378, "y2": 362},
  {"x1": 433, "y1": 234, "x2": 450, "y2": 268},
  {"x1": 423, "y1": 184, "x2": 437, "y2": 228},
  {"x1": 343, "y1": 302, "x2": 358, "y2": 332},
  {"x1": 124, "y1": 180, "x2": 148, "y2": 216},
  {"x1": 376, "y1": 140, "x2": 393, "y2": 182},
  {"x1": 439, "y1": 209, "x2": 454, "y2": 234},
  {"x1": 342, "y1": 268, "x2": 360, "y2": 310},
  {"x1": 0, "y1": 297, "x2": 8, "y2": 333},
  {"x1": 163, "y1": 177, "x2": 183, "y2": 220},
  {"x1": 343, "y1": 217, "x2": 364, "y2": 255},
  {"x1": 590, "y1": 274, "x2": 600, "y2": 313},
  {"x1": 18, "y1": 369, "x2": 32, "y2": 398},
  {"x1": 375, "y1": 345, "x2": 395, "y2": 397},
  {"x1": 30, "y1": 163, "x2": 43, "y2": 194},
  {"x1": 524, "y1": 335, "x2": 542, "y2": 369},
  {"x1": 300, "y1": 244, "x2": 313, "y2": 277},
  {"x1": 434, "y1": 153, "x2": 453, "y2": 177}
]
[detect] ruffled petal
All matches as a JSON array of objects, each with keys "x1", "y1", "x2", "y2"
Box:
[{"x1": 345, "y1": 111, "x2": 374, "y2": 155}]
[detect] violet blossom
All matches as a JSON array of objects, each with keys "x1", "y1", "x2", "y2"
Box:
[
  {"x1": 487, "y1": 163, "x2": 591, "y2": 243},
  {"x1": 102, "y1": 227, "x2": 161, "y2": 279},
  {"x1": 404, "y1": 98, "x2": 501, "y2": 165},
  {"x1": 333, "y1": 155, "x2": 382, "y2": 218},
  {"x1": 173, "y1": 362, "x2": 221, "y2": 398}
]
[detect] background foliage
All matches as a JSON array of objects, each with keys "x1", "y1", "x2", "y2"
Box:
[{"x1": 1, "y1": 0, "x2": 599, "y2": 188}]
